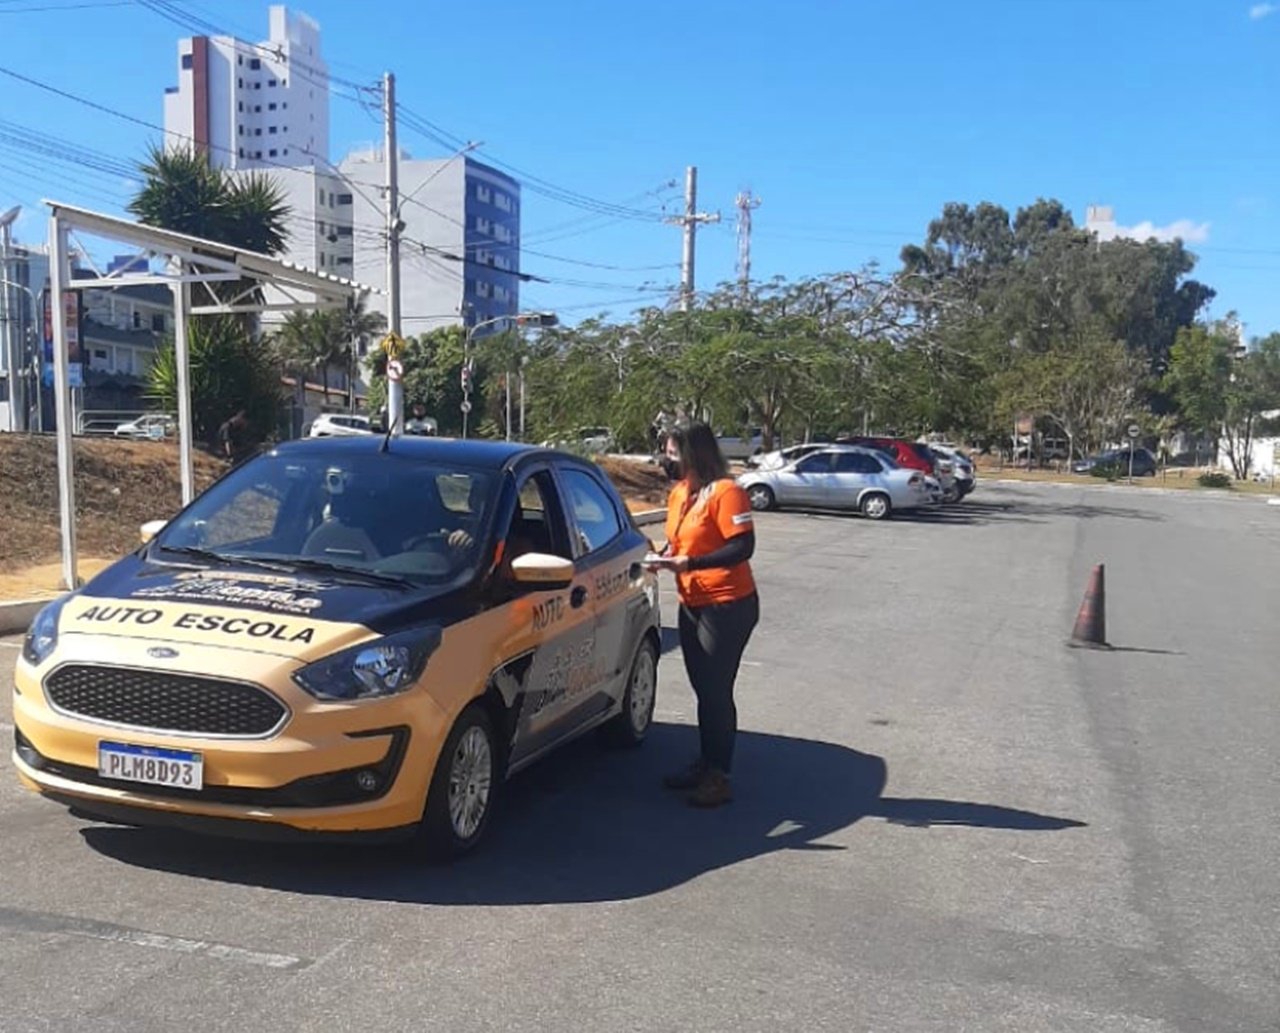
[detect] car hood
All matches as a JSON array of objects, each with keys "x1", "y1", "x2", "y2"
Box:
[{"x1": 54, "y1": 553, "x2": 472, "y2": 661}]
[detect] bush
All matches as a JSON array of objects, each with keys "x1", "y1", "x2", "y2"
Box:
[
  {"x1": 1197, "y1": 471, "x2": 1233, "y2": 490},
  {"x1": 1089, "y1": 462, "x2": 1121, "y2": 481}
]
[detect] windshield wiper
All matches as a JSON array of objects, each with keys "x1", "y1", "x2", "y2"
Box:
[
  {"x1": 156, "y1": 546, "x2": 295, "y2": 573},
  {"x1": 266, "y1": 556, "x2": 413, "y2": 588}
]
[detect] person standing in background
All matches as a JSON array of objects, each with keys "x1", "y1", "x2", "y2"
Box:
[{"x1": 649, "y1": 421, "x2": 760, "y2": 808}]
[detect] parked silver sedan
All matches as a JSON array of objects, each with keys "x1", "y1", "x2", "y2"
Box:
[{"x1": 736, "y1": 446, "x2": 940, "y2": 520}]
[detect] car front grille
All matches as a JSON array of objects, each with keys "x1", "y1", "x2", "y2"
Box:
[{"x1": 43, "y1": 664, "x2": 288, "y2": 737}]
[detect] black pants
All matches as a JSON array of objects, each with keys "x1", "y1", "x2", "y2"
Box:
[{"x1": 678, "y1": 592, "x2": 760, "y2": 775}]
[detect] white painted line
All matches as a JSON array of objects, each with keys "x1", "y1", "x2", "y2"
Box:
[
  {"x1": 741, "y1": 660, "x2": 764, "y2": 667},
  {"x1": 0, "y1": 906, "x2": 310, "y2": 970},
  {"x1": 0, "y1": 641, "x2": 21, "y2": 649},
  {"x1": 0, "y1": 721, "x2": 13, "y2": 732}
]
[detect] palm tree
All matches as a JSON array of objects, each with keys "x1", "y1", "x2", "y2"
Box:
[
  {"x1": 274, "y1": 310, "x2": 336, "y2": 401},
  {"x1": 128, "y1": 146, "x2": 290, "y2": 313},
  {"x1": 335, "y1": 297, "x2": 387, "y2": 411}
]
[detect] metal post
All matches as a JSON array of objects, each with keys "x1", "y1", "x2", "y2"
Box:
[
  {"x1": 0, "y1": 217, "x2": 12, "y2": 432},
  {"x1": 172, "y1": 274, "x2": 195, "y2": 505},
  {"x1": 504, "y1": 369, "x2": 511, "y2": 442},
  {"x1": 519, "y1": 354, "x2": 527, "y2": 441},
  {"x1": 383, "y1": 71, "x2": 404, "y2": 436},
  {"x1": 49, "y1": 214, "x2": 78, "y2": 590},
  {"x1": 680, "y1": 166, "x2": 696, "y2": 312},
  {"x1": 1128, "y1": 437, "x2": 1135, "y2": 485}
]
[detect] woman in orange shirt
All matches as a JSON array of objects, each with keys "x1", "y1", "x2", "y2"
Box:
[{"x1": 649, "y1": 422, "x2": 760, "y2": 807}]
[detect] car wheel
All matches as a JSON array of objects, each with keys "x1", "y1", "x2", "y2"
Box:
[
  {"x1": 605, "y1": 637, "x2": 658, "y2": 747},
  {"x1": 746, "y1": 484, "x2": 776, "y2": 511},
  {"x1": 418, "y1": 704, "x2": 498, "y2": 861},
  {"x1": 860, "y1": 492, "x2": 891, "y2": 520}
]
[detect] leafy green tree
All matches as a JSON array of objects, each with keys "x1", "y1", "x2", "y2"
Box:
[{"x1": 146, "y1": 316, "x2": 281, "y2": 447}]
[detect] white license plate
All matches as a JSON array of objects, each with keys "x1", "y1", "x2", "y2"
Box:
[{"x1": 98, "y1": 742, "x2": 203, "y2": 790}]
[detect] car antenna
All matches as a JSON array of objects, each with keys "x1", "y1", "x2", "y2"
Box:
[{"x1": 380, "y1": 412, "x2": 400, "y2": 452}]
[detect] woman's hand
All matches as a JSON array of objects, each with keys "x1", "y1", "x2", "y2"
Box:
[{"x1": 665, "y1": 555, "x2": 690, "y2": 574}]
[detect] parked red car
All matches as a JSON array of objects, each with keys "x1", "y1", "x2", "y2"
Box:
[{"x1": 836, "y1": 437, "x2": 935, "y2": 476}]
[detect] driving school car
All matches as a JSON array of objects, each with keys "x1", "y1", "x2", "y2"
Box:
[{"x1": 12, "y1": 437, "x2": 662, "y2": 859}]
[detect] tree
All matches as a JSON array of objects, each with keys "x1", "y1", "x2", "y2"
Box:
[{"x1": 147, "y1": 316, "x2": 281, "y2": 447}]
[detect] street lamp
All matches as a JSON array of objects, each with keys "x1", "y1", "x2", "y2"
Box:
[{"x1": 461, "y1": 310, "x2": 557, "y2": 439}]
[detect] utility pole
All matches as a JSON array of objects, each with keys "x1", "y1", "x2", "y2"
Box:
[
  {"x1": 666, "y1": 166, "x2": 720, "y2": 312},
  {"x1": 383, "y1": 71, "x2": 404, "y2": 436},
  {"x1": 734, "y1": 190, "x2": 761, "y2": 303},
  {"x1": 0, "y1": 206, "x2": 19, "y2": 432}
]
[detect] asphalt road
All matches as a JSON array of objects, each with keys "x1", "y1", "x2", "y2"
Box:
[{"x1": 2, "y1": 481, "x2": 1278, "y2": 1032}]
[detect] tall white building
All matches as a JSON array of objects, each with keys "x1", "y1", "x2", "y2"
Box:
[
  {"x1": 163, "y1": 5, "x2": 328, "y2": 171},
  {"x1": 340, "y1": 149, "x2": 522, "y2": 334}
]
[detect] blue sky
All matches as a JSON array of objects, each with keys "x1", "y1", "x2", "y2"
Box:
[{"x1": 1, "y1": 0, "x2": 1277, "y2": 336}]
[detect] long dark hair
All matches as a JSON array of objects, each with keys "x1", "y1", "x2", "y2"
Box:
[{"x1": 667, "y1": 421, "x2": 728, "y2": 487}]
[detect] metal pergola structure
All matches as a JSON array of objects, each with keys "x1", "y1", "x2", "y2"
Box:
[{"x1": 44, "y1": 200, "x2": 379, "y2": 590}]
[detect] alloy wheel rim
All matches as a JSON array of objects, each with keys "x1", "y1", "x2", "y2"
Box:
[{"x1": 447, "y1": 725, "x2": 493, "y2": 840}]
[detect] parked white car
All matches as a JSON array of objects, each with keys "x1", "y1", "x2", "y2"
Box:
[
  {"x1": 308, "y1": 413, "x2": 373, "y2": 438},
  {"x1": 926, "y1": 443, "x2": 976, "y2": 498},
  {"x1": 716, "y1": 429, "x2": 766, "y2": 461},
  {"x1": 736, "y1": 445, "x2": 941, "y2": 520},
  {"x1": 113, "y1": 414, "x2": 175, "y2": 440},
  {"x1": 746, "y1": 442, "x2": 830, "y2": 471}
]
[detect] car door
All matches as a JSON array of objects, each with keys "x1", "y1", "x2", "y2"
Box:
[
  {"x1": 830, "y1": 451, "x2": 880, "y2": 509},
  {"x1": 775, "y1": 452, "x2": 834, "y2": 506},
  {"x1": 554, "y1": 465, "x2": 645, "y2": 726},
  {"x1": 495, "y1": 468, "x2": 604, "y2": 770}
]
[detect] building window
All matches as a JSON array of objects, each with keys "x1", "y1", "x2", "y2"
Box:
[
  {"x1": 255, "y1": 82, "x2": 261, "y2": 90},
  {"x1": 268, "y1": 79, "x2": 277, "y2": 87},
  {"x1": 239, "y1": 147, "x2": 245, "y2": 157},
  {"x1": 269, "y1": 149, "x2": 278, "y2": 157},
  {"x1": 476, "y1": 183, "x2": 491, "y2": 203},
  {"x1": 254, "y1": 104, "x2": 261, "y2": 112},
  {"x1": 238, "y1": 55, "x2": 243, "y2": 66},
  {"x1": 269, "y1": 126, "x2": 277, "y2": 134},
  {"x1": 281, "y1": 79, "x2": 286, "y2": 87},
  {"x1": 151, "y1": 313, "x2": 165, "y2": 332},
  {"x1": 255, "y1": 150, "x2": 262, "y2": 158},
  {"x1": 282, "y1": 102, "x2": 288, "y2": 109},
  {"x1": 494, "y1": 192, "x2": 511, "y2": 212},
  {"x1": 255, "y1": 128, "x2": 262, "y2": 136},
  {"x1": 283, "y1": 149, "x2": 288, "y2": 156},
  {"x1": 268, "y1": 102, "x2": 277, "y2": 111},
  {"x1": 238, "y1": 126, "x2": 244, "y2": 136},
  {"x1": 475, "y1": 216, "x2": 491, "y2": 234},
  {"x1": 335, "y1": 256, "x2": 352, "y2": 266},
  {"x1": 181, "y1": 54, "x2": 193, "y2": 70},
  {"x1": 249, "y1": 58, "x2": 261, "y2": 70},
  {"x1": 238, "y1": 77, "x2": 243, "y2": 88},
  {"x1": 476, "y1": 281, "x2": 491, "y2": 298},
  {"x1": 337, "y1": 193, "x2": 353, "y2": 205},
  {"x1": 132, "y1": 312, "x2": 141, "y2": 329},
  {"x1": 238, "y1": 101, "x2": 244, "y2": 112},
  {"x1": 319, "y1": 254, "x2": 325, "y2": 267}
]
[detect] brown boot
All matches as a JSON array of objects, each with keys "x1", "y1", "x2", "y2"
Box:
[
  {"x1": 687, "y1": 769, "x2": 732, "y2": 808},
  {"x1": 663, "y1": 759, "x2": 705, "y2": 791}
]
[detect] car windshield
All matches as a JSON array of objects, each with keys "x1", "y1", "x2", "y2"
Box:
[{"x1": 152, "y1": 451, "x2": 498, "y2": 584}]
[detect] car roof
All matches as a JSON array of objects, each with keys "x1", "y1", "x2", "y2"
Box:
[{"x1": 270, "y1": 434, "x2": 553, "y2": 473}]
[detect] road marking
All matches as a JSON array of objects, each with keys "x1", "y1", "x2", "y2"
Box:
[
  {"x1": 0, "y1": 906, "x2": 311, "y2": 970},
  {"x1": 741, "y1": 660, "x2": 763, "y2": 667},
  {"x1": 0, "y1": 721, "x2": 13, "y2": 732},
  {"x1": 0, "y1": 641, "x2": 21, "y2": 649}
]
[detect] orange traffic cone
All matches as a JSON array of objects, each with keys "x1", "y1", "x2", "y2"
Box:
[{"x1": 1069, "y1": 563, "x2": 1110, "y2": 649}]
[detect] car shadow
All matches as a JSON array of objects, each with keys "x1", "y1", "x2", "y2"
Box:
[
  {"x1": 78, "y1": 724, "x2": 1085, "y2": 906},
  {"x1": 660, "y1": 625, "x2": 681, "y2": 655}
]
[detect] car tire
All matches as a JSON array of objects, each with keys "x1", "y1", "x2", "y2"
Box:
[
  {"x1": 860, "y1": 492, "x2": 892, "y2": 520},
  {"x1": 417, "y1": 703, "x2": 499, "y2": 862},
  {"x1": 746, "y1": 484, "x2": 776, "y2": 511},
  {"x1": 605, "y1": 637, "x2": 658, "y2": 747}
]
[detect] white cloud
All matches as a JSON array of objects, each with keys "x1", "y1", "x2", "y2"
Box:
[
  {"x1": 1090, "y1": 217, "x2": 1210, "y2": 245},
  {"x1": 1249, "y1": 3, "x2": 1278, "y2": 19}
]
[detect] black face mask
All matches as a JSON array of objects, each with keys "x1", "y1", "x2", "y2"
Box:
[{"x1": 661, "y1": 455, "x2": 683, "y2": 481}]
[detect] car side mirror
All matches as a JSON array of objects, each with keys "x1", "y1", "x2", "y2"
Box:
[
  {"x1": 510, "y1": 552, "x2": 575, "y2": 590},
  {"x1": 139, "y1": 519, "x2": 167, "y2": 544}
]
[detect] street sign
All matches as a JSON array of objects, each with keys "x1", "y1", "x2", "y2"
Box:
[
  {"x1": 386, "y1": 359, "x2": 404, "y2": 383},
  {"x1": 380, "y1": 333, "x2": 407, "y2": 361},
  {"x1": 1127, "y1": 423, "x2": 1141, "y2": 439},
  {"x1": 460, "y1": 400, "x2": 472, "y2": 414}
]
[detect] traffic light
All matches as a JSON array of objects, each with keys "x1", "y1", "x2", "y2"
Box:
[{"x1": 460, "y1": 361, "x2": 473, "y2": 392}]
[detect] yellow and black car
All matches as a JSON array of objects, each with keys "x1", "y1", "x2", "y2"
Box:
[{"x1": 12, "y1": 437, "x2": 662, "y2": 858}]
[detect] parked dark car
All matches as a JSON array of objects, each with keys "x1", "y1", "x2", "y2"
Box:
[{"x1": 1072, "y1": 447, "x2": 1157, "y2": 477}]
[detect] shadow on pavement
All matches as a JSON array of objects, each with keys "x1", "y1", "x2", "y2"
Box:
[
  {"x1": 660, "y1": 625, "x2": 680, "y2": 655},
  {"x1": 78, "y1": 724, "x2": 1085, "y2": 906}
]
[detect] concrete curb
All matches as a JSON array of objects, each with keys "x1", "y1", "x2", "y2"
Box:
[
  {"x1": 633, "y1": 508, "x2": 665, "y2": 527},
  {"x1": 0, "y1": 597, "x2": 53, "y2": 637}
]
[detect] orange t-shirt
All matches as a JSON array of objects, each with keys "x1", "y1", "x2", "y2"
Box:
[{"x1": 665, "y1": 478, "x2": 757, "y2": 607}]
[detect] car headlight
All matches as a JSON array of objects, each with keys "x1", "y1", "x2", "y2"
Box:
[
  {"x1": 22, "y1": 598, "x2": 65, "y2": 666},
  {"x1": 292, "y1": 626, "x2": 443, "y2": 701}
]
